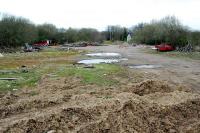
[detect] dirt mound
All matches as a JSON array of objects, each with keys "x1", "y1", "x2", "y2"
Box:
[
  {"x1": 0, "y1": 78, "x2": 200, "y2": 133},
  {"x1": 75, "y1": 92, "x2": 200, "y2": 133},
  {"x1": 125, "y1": 80, "x2": 190, "y2": 96}
]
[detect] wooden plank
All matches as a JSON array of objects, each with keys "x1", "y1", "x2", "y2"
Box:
[{"x1": 0, "y1": 78, "x2": 18, "y2": 80}]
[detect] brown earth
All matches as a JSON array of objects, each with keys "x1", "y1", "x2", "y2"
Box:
[
  {"x1": 1, "y1": 45, "x2": 200, "y2": 133},
  {"x1": 0, "y1": 75, "x2": 200, "y2": 133}
]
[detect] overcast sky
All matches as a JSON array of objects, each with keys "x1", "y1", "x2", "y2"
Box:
[{"x1": 0, "y1": 0, "x2": 200, "y2": 31}]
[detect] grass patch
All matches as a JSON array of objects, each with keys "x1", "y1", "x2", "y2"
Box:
[
  {"x1": 0, "y1": 47, "x2": 127, "y2": 92},
  {"x1": 143, "y1": 48, "x2": 200, "y2": 60},
  {"x1": 0, "y1": 68, "x2": 42, "y2": 91},
  {"x1": 0, "y1": 47, "x2": 130, "y2": 92},
  {"x1": 56, "y1": 64, "x2": 124, "y2": 86},
  {"x1": 0, "y1": 63, "x2": 126, "y2": 92},
  {"x1": 0, "y1": 48, "x2": 80, "y2": 92},
  {"x1": 0, "y1": 50, "x2": 79, "y2": 69}
]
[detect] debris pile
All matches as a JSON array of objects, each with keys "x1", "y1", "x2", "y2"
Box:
[{"x1": 64, "y1": 42, "x2": 101, "y2": 47}]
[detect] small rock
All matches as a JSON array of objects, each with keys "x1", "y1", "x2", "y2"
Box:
[
  {"x1": 21, "y1": 65, "x2": 27, "y2": 68},
  {"x1": 83, "y1": 64, "x2": 95, "y2": 68},
  {"x1": 169, "y1": 129, "x2": 176, "y2": 133},
  {"x1": 68, "y1": 122, "x2": 74, "y2": 129},
  {"x1": 21, "y1": 65, "x2": 29, "y2": 73},
  {"x1": 47, "y1": 130, "x2": 56, "y2": 133}
]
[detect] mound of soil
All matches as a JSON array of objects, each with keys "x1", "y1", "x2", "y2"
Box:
[
  {"x1": 0, "y1": 78, "x2": 200, "y2": 133},
  {"x1": 125, "y1": 80, "x2": 191, "y2": 96}
]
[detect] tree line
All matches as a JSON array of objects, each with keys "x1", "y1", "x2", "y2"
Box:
[
  {"x1": 0, "y1": 14, "x2": 200, "y2": 51},
  {"x1": 131, "y1": 16, "x2": 200, "y2": 48},
  {"x1": 0, "y1": 14, "x2": 128, "y2": 50},
  {"x1": 0, "y1": 15, "x2": 101, "y2": 50}
]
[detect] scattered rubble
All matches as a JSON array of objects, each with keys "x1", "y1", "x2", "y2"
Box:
[{"x1": 63, "y1": 42, "x2": 101, "y2": 47}]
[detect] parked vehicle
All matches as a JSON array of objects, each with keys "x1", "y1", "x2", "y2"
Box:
[
  {"x1": 23, "y1": 43, "x2": 33, "y2": 52},
  {"x1": 23, "y1": 43, "x2": 42, "y2": 52},
  {"x1": 155, "y1": 43, "x2": 174, "y2": 52},
  {"x1": 32, "y1": 40, "x2": 49, "y2": 48}
]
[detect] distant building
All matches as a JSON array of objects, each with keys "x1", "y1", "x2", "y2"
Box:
[{"x1": 127, "y1": 34, "x2": 131, "y2": 43}]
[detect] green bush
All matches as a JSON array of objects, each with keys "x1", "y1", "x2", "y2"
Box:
[{"x1": 0, "y1": 15, "x2": 38, "y2": 49}]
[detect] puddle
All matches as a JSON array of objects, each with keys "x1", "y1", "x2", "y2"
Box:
[
  {"x1": 86, "y1": 53, "x2": 121, "y2": 57},
  {"x1": 78, "y1": 59, "x2": 119, "y2": 64},
  {"x1": 128, "y1": 64, "x2": 162, "y2": 69},
  {"x1": 119, "y1": 58, "x2": 128, "y2": 61},
  {"x1": 79, "y1": 53, "x2": 127, "y2": 64}
]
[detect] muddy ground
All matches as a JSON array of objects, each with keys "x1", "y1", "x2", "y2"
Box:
[
  {"x1": 77, "y1": 45, "x2": 200, "y2": 91},
  {"x1": 0, "y1": 45, "x2": 200, "y2": 133}
]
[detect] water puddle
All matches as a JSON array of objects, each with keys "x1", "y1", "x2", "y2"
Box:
[
  {"x1": 128, "y1": 64, "x2": 162, "y2": 69},
  {"x1": 120, "y1": 58, "x2": 128, "y2": 61},
  {"x1": 86, "y1": 53, "x2": 121, "y2": 57},
  {"x1": 78, "y1": 59, "x2": 119, "y2": 64},
  {"x1": 78, "y1": 52, "x2": 127, "y2": 64}
]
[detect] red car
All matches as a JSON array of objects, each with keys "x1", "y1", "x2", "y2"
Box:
[
  {"x1": 33, "y1": 40, "x2": 49, "y2": 47},
  {"x1": 155, "y1": 43, "x2": 174, "y2": 52}
]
